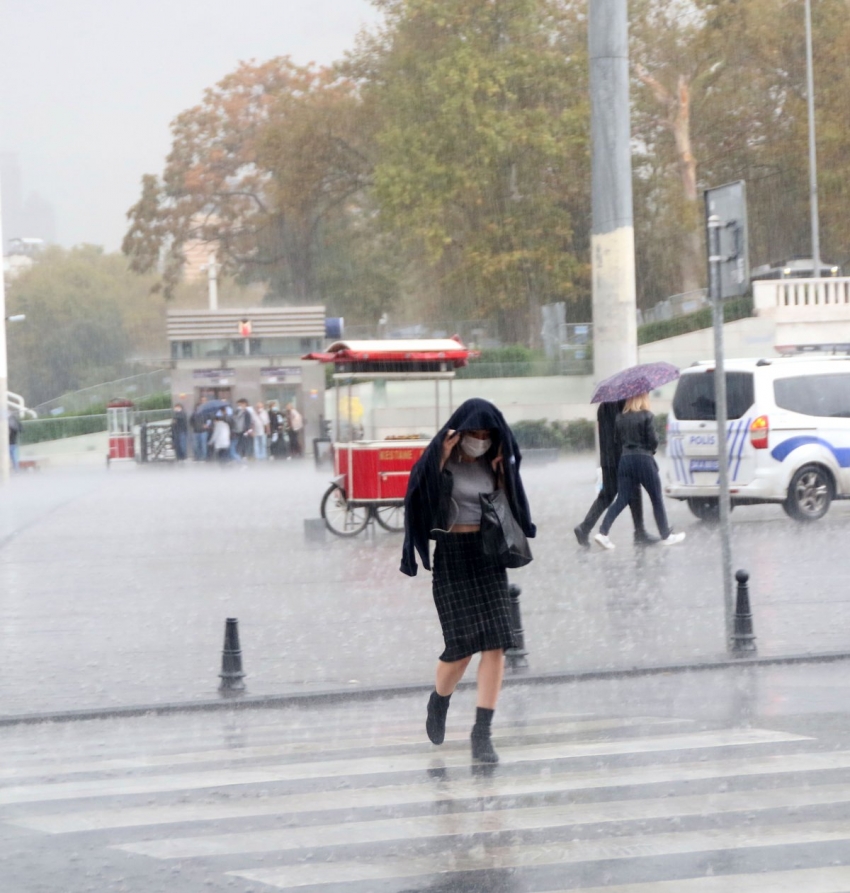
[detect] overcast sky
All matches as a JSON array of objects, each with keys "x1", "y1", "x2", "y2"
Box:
[{"x1": 0, "y1": 0, "x2": 381, "y2": 251}]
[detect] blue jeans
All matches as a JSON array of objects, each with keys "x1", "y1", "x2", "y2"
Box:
[
  {"x1": 9, "y1": 443, "x2": 19, "y2": 471},
  {"x1": 193, "y1": 432, "x2": 208, "y2": 461},
  {"x1": 174, "y1": 430, "x2": 188, "y2": 461},
  {"x1": 253, "y1": 434, "x2": 268, "y2": 460},
  {"x1": 600, "y1": 452, "x2": 671, "y2": 538}
]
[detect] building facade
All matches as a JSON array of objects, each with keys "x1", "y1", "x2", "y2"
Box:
[{"x1": 167, "y1": 306, "x2": 328, "y2": 442}]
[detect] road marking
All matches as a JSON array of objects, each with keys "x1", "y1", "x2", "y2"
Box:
[
  {"x1": 0, "y1": 727, "x2": 806, "y2": 806},
  {"x1": 0, "y1": 717, "x2": 687, "y2": 780},
  {"x1": 227, "y1": 821, "x2": 850, "y2": 888},
  {"x1": 115, "y1": 782, "x2": 850, "y2": 858},
  {"x1": 538, "y1": 865, "x2": 850, "y2": 893},
  {"x1": 15, "y1": 746, "x2": 850, "y2": 834}
]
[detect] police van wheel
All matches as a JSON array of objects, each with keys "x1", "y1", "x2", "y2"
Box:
[
  {"x1": 783, "y1": 465, "x2": 833, "y2": 522},
  {"x1": 687, "y1": 497, "x2": 722, "y2": 523}
]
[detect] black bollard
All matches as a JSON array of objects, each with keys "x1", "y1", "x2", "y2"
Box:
[
  {"x1": 731, "y1": 569, "x2": 757, "y2": 656},
  {"x1": 505, "y1": 583, "x2": 529, "y2": 671},
  {"x1": 218, "y1": 617, "x2": 246, "y2": 694}
]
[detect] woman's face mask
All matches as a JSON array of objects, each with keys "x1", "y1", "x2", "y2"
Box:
[{"x1": 460, "y1": 433, "x2": 491, "y2": 458}]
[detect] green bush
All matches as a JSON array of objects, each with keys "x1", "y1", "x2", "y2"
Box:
[
  {"x1": 637, "y1": 296, "x2": 753, "y2": 345},
  {"x1": 512, "y1": 419, "x2": 563, "y2": 449},
  {"x1": 39, "y1": 391, "x2": 172, "y2": 419},
  {"x1": 512, "y1": 414, "x2": 666, "y2": 453},
  {"x1": 20, "y1": 415, "x2": 108, "y2": 445},
  {"x1": 512, "y1": 418, "x2": 596, "y2": 453},
  {"x1": 457, "y1": 345, "x2": 548, "y2": 379},
  {"x1": 553, "y1": 418, "x2": 596, "y2": 451}
]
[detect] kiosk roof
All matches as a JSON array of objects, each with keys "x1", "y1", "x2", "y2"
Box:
[{"x1": 303, "y1": 338, "x2": 474, "y2": 367}]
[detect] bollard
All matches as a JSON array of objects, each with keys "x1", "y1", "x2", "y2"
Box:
[
  {"x1": 505, "y1": 583, "x2": 529, "y2": 671},
  {"x1": 218, "y1": 617, "x2": 246, "y2": 694},
  {"x1": 731, "y1": 569, "x2": 757, "y2": 656}
]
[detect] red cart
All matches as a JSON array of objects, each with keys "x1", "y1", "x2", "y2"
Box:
[{"x1": 303, "y1": 338, "x2": 475, "y2": 536}]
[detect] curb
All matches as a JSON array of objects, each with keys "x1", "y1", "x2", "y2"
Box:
[{"x1": 2, "y1": 650, "x2": 849, "y2": 728}]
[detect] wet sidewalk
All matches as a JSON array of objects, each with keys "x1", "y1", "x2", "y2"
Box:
[{"x1": 0, "y1": 455, "x2": 848, "y2": 720}]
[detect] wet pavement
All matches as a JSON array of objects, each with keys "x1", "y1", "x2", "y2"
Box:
[
  {"x1": 3, "y1": 664, "x2": 850, "y2": 892},
  {"x1": 0, "y1": 453, "x2": 849, "y2": 718},
  {"x1": 3, "y1": 457, "x2": 850, "y2": 891}
]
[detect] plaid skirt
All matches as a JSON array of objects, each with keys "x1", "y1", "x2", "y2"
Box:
[{"x1": 432, "y1": 532, "x2": 516, "y2": 662}]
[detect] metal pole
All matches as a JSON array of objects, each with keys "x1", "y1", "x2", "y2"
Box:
[
  {"x1": 207, "y1": 251, "x2": 219, "y2": 310},
  {"x1": 589, "y1": 0, "x2": 638, "y2": 383},
  {"x1": 0, "y1": 174, "x2": 10, "y2": 486},
  {"x1": 434, "y1": 379, "x2": 439, "y2": 433},
  {"x1": 804, "y1": 0, "x2": 821, "y2": 275},
  {"x1": 707, "y1": 214, "x2": 735, "y2": 648}
]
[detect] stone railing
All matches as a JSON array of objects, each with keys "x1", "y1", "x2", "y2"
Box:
[{"x1": 753, "y1": 278, "x2": 850, "y2": 350}]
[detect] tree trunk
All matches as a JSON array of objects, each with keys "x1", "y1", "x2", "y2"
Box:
[
  {"x1": 635, "y1": 65, "x2": 704, "y2": 295},
  {"x1": 671, "y1": 77, "x2": 703, "y2": 294}
]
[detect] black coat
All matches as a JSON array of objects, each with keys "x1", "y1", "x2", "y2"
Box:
[
  {"x1": 597, "y1": 400, "x2": 626, "y2": 471},
  {"x1": 400, "y1": 398, "x2": 536, "y2": 577}
]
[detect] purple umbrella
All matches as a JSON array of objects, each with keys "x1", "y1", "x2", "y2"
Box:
[{"x1": 590, "y1": 361, "x2": 680, "y2": 404}]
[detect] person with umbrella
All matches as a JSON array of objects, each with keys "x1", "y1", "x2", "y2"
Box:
[
  {"x1": 583, "y1": 362, "x2": 685, "y2": 550},
  {"x1": 574, "y1": 398, "x2": 658, "y2": 548},
  {"x1": 594, "y1": 390, "x2": 685, "y2": 550}
]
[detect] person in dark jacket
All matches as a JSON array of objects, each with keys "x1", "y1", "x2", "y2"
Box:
[
  {"x1": 8, "y1": 412, "x2": 21, "y2": 471},
  {"x1": 190, "y1": 400, "x2": 210, "y2": 461},
  {"x1": 574, "y1": 400, "x2": 658, "y2": 546},
  {"x1": 401, "y1": 398, "x2": 535, "y2": 764},
  {"x1": 594, "y1": 393, "x2": 686, "y2": 550},
  {"x1": 171, "y1": 404, "x2": 189, "y2": 461}
]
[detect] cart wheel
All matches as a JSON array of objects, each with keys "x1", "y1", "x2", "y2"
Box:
[
  {"x1": 321, "y1": 484, "x2": 370, "y2": 537},
  {"x1": 373, "y1": 504, "x2": 405, "y2": 533}
]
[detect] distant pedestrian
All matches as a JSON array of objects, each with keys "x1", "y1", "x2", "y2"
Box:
[
  {"x1": 171, "y1": 403, "x2": 189, "y2": 461},
  {"x1": 250, "y1": 402, "x2": 270, "y2": 460},
  {"x1": 268, "y1": 401, "x2": 288, "y2": 459},
  {"x1": 286, "y1": 403, "x2": 303, "y2": 457},
  {"x1": 8, "y1": 412, "x2": 21, "y2": 472},
  {"x1": 190, "y1": 400, "x2": 210, "y2": 461},
  {"x1": 594, "y1": 393, "x2": 686, "y2": 550},
  {"x1": 574, "y1": 400, "x2": 658, "y2": 547},
  {"x1": 231, "y1": 399, "x2": 251, "y2": 460},
  {"x1": 209, "y1": 412, "x2": 231, "y2": 463},
  {"x1": 401, "y1": 398, "x2": 536, "y2": 764}
]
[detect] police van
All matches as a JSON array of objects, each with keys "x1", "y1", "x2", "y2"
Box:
[{"x1": 665, "y1": 356, "x2": 850, "y2": 522}]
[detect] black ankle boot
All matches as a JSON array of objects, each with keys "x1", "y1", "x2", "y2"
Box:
[
  {"x1": 426, "y1": 691, "x2": 451, "y2": 745},
  {"x1": 471, "y1": 707, "x2": 498, "y2": 763},
  {"x1": 471, "y1": 727, "x2": 499, "y2": 763}
]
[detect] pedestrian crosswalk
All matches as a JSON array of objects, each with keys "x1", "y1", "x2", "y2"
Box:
[{"x1": 2, "y1": 697, "x2": 850, "y2": 892}]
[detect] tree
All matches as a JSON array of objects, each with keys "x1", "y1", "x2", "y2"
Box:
[
  {"x1": 630, "y1": 0, "x2": 850, "y2": 304},
  {"x1": 6, "y1": 246, "x2": 164, "y2": 406},
  {"x1": 123, "y1": 58, "x2": 372, "y2": 303},
  {"x1": 349, "y1": 0, "x2": 591, "y2": 343}
]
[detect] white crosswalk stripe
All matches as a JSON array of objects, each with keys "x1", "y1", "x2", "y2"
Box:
[{"x1": 1, "y1": 704, "x2": 848, "y2": 892}]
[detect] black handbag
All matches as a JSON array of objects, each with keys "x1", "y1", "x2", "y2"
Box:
[{"x1": 479, "y1": 490, "x2": 533, "y2": 569}]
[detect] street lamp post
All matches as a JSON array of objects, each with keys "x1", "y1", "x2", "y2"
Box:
[
  {"x1": 0, "y1": 175, "x2": 9, "y2": 485},
  {"x1": 804, "y1": 0, "x2": 821, "y2": 274}
]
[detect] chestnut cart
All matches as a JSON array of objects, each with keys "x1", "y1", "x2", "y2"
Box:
[{"x1": 303, "y1": 339, "x2": 475, "y2": 536}]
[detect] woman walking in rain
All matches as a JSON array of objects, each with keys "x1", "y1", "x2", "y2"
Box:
[
  {"x1": 401, "y1": 398, "x2": 535, "y2": 763},
  {"x1": 594, "y1": 393, "x2": 685, "y2": 549}
]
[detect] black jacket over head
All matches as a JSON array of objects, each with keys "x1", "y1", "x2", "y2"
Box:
[
  {"x1": 400, "y1": 397, "x2": 536, "y2": 577},
  {"x1": 597, "y1": 400, "x2": 626, "y2": 470}
]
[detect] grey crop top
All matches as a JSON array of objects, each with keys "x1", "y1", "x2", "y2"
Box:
[{"x1": 445, "y1": 457, "x2": 495, "y2": 526}]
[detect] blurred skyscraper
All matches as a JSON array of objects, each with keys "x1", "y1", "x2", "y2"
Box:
[{"x1": 0, "y1": 152, "x2": 56, "y2": 250}]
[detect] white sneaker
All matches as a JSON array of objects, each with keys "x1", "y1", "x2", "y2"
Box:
[
  {"x1": 594, "y1": 533, "x2": 615, "y2": 550},
  {"x1": 661, "y1": 532, "x2": 686, "y2": 546}
]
